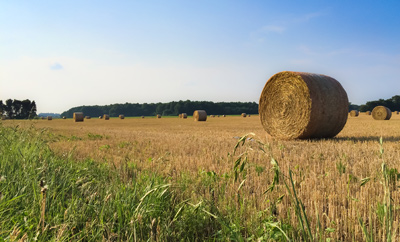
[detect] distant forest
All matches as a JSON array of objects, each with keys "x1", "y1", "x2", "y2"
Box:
[
  {"x1": 0, "y1": 99, "x2": 37, "y2": 119},
  {"x1": 60, "y1": 100, "x2": 259, "y2": 118},
  {"x1": 358, "y1": 95, "x2": 400, "y2": 112}
]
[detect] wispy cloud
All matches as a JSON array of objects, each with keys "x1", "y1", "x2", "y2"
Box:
[
  {"x1": 50, "y1": 62, "x2": 63, "y2": 70},
  {"x1": 261, "y1": 25, "x2": 286, "y2": 34}
]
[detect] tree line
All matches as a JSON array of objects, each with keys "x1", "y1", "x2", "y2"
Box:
[
  {"x1": 358, "y1": 95, "x2": 400, "y2": 112},
  {"x1": 0, "y1": 99, "x2": 37, "y2": 119},
  {"x1": 60, "y1": 100, "x2": 259, "y2": 118}
]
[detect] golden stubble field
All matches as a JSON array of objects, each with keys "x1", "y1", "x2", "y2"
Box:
[{"x1": 5, "y1": 113, "x2": 400, "y2": 240}]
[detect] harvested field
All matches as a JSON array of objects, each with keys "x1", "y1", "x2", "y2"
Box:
[{"x1": 4, "y1": 114, "x2": 400, "y2": 241}]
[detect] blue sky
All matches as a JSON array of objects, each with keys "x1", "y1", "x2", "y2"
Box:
[{"x1": 1, "y1": 1, "x2": 400, "y2": 113}]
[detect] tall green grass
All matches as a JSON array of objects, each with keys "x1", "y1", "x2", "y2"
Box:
[{"x1": 0, "y1": 125, "x2": 221, "y2": 241}]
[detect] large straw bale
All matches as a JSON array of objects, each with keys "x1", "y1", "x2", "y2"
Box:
[
  {"x1": 47, "y1": 116, "x2": 52, "y2": 120},
  {"x1": 349, "y1": 110, "x2": 359, "y2": 117},
  {"x1": 73, "y1": 112, "x2": 84, "y2": 122},
  {"x1": 103, "y1": 114, "x2": 110, "y2": 120},
  {"x1": 157, "y1": 114, "x2": 161, "y2": 118},
  {"x1": 119, "y1": 115, "x2": 125, "y2": 119},
  {"x1": 259, "y1": 71, "x2": 348, "y2": 139},
  {"x1": 62, "y1": 116, "x2": 66, "y2": 119},
  {"x1": 179, "y1": 114, "x2": 182, "y2": 118},
  {"x1": 372, "y1": 106, "x2": 392, "y2": 120},
  {"x1": 193, "y1": 110, "x2": 207, "y2": 121},
  {"x1": 181, "y1": 113, "x2": 187, "y2": 119},
  {"x1": 241, "y1": 113, "x2": 247, "y2": 117}
]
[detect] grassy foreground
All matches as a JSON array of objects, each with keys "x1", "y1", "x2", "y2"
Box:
[
  {"x1": 1, "y1": 120, "x2": 399, "y2": 241},
  {"x1": 0, "y1": 125, "x2": 226, "y2": 241}
]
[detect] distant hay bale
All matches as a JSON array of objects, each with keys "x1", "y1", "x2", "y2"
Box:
[
  {"x1": 259, "y1": 71, "x2": 348, "y2": 139},
  {"x1": 157, "y1": 114, "x2": 161, "y2": 118},
  {"x1": 181, "y1": 113, "x2": 187, "y2": 119},
  {"x1": 193, "y1": 110, "x2": 207, "y2": 121},
  {"x1": 41, "y1": 117, "x2": 46, "y2": 120},
  {"x1": 223, "y1": 115, "x2": 226, "y2": 117},
  {"x1": 366, "y1": 111, "x2": 371, "y2": 115},
  {"x1": 349, "y1": 110, "x2": 359, "y2": 117},
  {"x1": 179, "y1": 114, "x2": 182, "y2": 118},
  {"x1": 1, "y1": 116, "x2": 6, "y2": 120},
  {"x1": 241, "y1": 113, "x2": 247, "y2": 117},
  {"x1": 73, "y1": 112, "x2": 84, "y2": 122},
  {"x1": 372, "y1": 106, "x2": 392, "y2": 120},
  {"x1": 85, "y1": 116, "x2": 91, "y2": 119},
  {"x1": 396, "y1": 111, "x2": 399, "y2": 115},
  {"x1": 119, "y1": 115, "x2": 125, "y2": 119},
  {"x1": 99, "y1": 116, "x2": 102, "y2": 119},
  {"x1": 62, "y1": 116, "x2": 66, "y2": 119},
  {"x1": 217, "y1": 115, "x2": 220, "y2": 117},
  {"x1": 248, "y1": 114, "x2": 251, "y2": 117},
  {"x1": 103, "y1": 114, "x2": 110, "y2": 120},
  {"x1": 141, "y1": 116, "x2": 145, "y2": 119},
  {"x1": 47, "y1": 116, "x2": 52, "y2": 121},
  {"x1": 210, "y1": 115, "x2": 215, "y2": 118}
]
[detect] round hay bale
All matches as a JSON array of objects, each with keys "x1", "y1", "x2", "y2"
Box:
[
  {"x1": 259, "y1": 71, "x2": 348, "y2": 139},
  {"x1": 157, "y1": 114, "x2": 161, "y2": 118},
  {"x1": 141, "y1": 116, "x2": 145, "y2": 119},
  {"x1": 62, "y1": 116, "x2": 66, "y2": 119},
  {"x1": 179, "y1": 114, "x2": 182, "y2": 118},
  {"x1": 223, "y1": 115, "x2": 226, "y2": 117},
  {"x1": 372, "y1": 106, "x2": 391, "y2": 120},
  {"x1": 349, "y1": 110, "x2": 359, "y2": 117},
  {"x1": 85, "y1": 116, "x2": 91, "y2": 119},
  {"x1": 365, "y1": 111, "x2": 371, "y2": 115},
  {"x1": 99, "y1": 116, "x2": 102, "y2": 119},
  {"x1": 193, "y1": 110, "x2": 207, "y2": 121},
  {"x1": 41, "y1": 117, "x2": 46, "y2": 120},
  {"x1": 103, "y1": 114, "x2": 110, "y2": 120},
  {"x1": 73, "y1": 112, "x2": 84, "y2": 122},
  {"x1": 396, "y1": 111, "x2": 399, "y2": 115},
  {"x1": 210, "y1": 115, "x2": 215, "y2": 118},
  {"x1": 241, "y1": 113, "x2": 247, "y2": 117},
  {"x1": 182, "y1": 113, "x2": 187, "y2": 119},
  {"x1": 248, "y1": 114, "x2": 251, "y2": 117},
  {"x1": 119, "y1": 115, "x2": 125, "y2": 119},
  {"x1": 47, "y1": 116, "x2": 52, "y2": 121}
]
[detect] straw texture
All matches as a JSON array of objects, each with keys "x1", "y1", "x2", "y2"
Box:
[
  {"x1": 372, "y1": 106, "x2": 392, "y2": 120},
  {"x1": 366, "y1": 111, "x2": 371, "y2": 115},
  {"x1": 103, "y1": 114, "x2": 110, "y2": 120},
  {"x1": 349, "y1": 110, "x2": 359, "y2": 117},
  {"x1": 73, "y1": 112, "x2": 84, "y2": 122},
  {"x1": 193, "y1": 110, "x2": 207, "y2": 121},
  {"x1": 259, "y1": 71, "x2": 348, "y2": 139}
]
